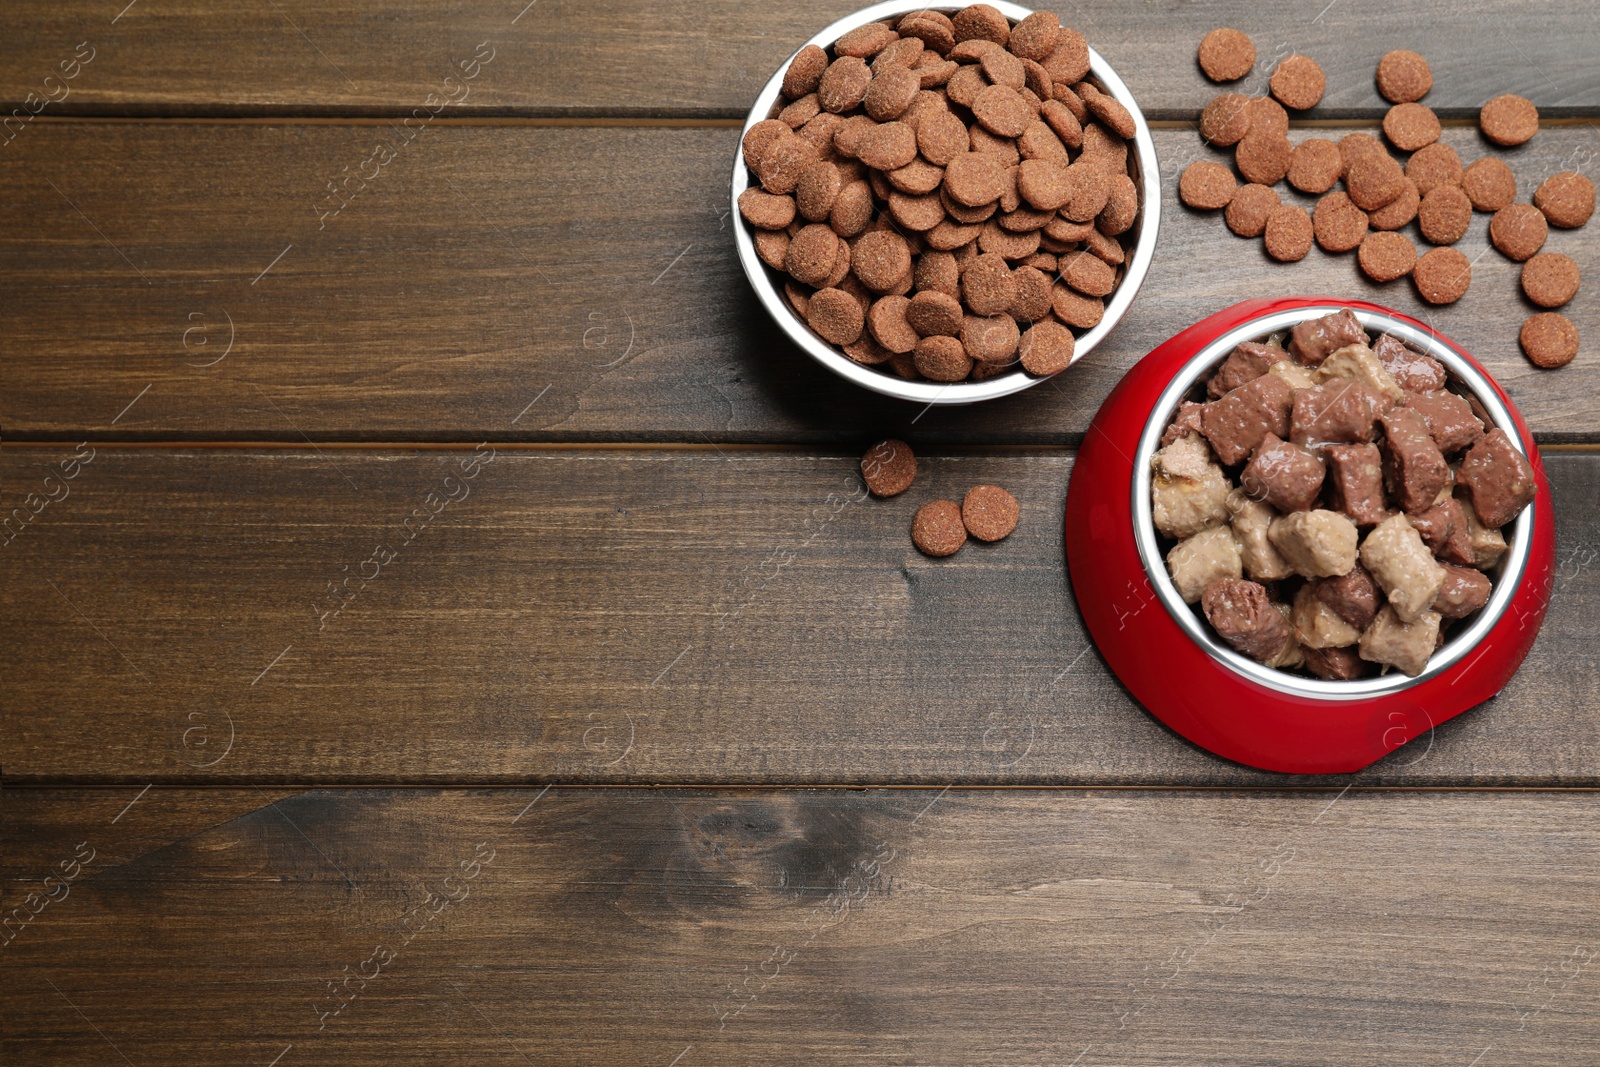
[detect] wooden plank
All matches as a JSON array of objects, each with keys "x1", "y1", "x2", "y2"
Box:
[
  {"x1": 3, "y1": 123, "x2": 1597, "y2": 445},
  {"x1": 2, "y1": 1, "x2": 1599, "y2": 119},
  {"x1": 3, "y1": 786, "x2": 1597, "y2": 1065},
  {"x1": 4, "y1": 445, "x2": 1597, "y2": 786}
]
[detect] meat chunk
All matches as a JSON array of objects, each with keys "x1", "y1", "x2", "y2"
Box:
[
  {"x1": 1316, "y1": 564, "x2": 1381, "y2": 631},
  {"x1": 1290, "y1": 379, "x2": 1386, "y2": 447},
  {"x1": 1200, "y1": 373, "x2": 1296, "y2": 465},
  {"x1": 1167, "y1": 525, "x2": 1242, "y2": 603},
  {"x1": 1403, "y1": 390, "x2": 1485, "y2": 455},
  {"x1": 1456, "y1": 492, "x2": 1508, "y2": 570},
  {"x1": 1289, "y1": 308, "x2": 1369, "y2": 366},
  {"x1": 1226, "y1": 488, "x2": 1295, "y2": 581},
  {"x1": 1409, "y1": 497, "x2": 1474, "y2": 565},
  {"x1": 1264, "y1": 603, "x2": 1307, "y2": 669},
  {"x1": 1316, "y1": 343, "x2": 1406, "y2": 406},
  {"x1": 1359, "y1": 605, "x2": 1442, "y2": 677},
  {"x1": 1433, "y1": 563, "x2": 1492, "y2": 620},
  {"x1": 1267, "y1": 360, "x2": 1318, "y2": 391},
  {"x1": 1292, "y1": 582, "x2": 1363, "y2": 649},
  {"x1": 1372, "y1": 332, "x2": 1447, "y2": 392},
  {"x1": 1269, "y1": 509, "x2": 1360, "y2": 578},
  {"x1": 1303, "y1": 644, "x2": 1368, "y2": 680},
  {"x1": 1380, "y1": 407, "x2": 1450, "y2": 515},
  {"x1": 1359, "y1": 513, "x2": 1447, "y2": 624},
  {"x1": 1240, "y1": 433, "x2": 1326, "y2": 512},
  {"x1": 1456, "y1": 427, "x2": 1537, "y2": 529},
  {"x1": 1202, "y1": 578, "x2": 1295, "y2": 664},
  {"x1": 1150, "y1": 434, "x2": 1231, "y2": 540},
  {"x1": 1160, "y1": 400, "x2": 1207, "y2": 446},
  {"x1": 1208, "y1": 341, "x2": 1290, "y2": 399},
  {"x1": 1322, "y1": 443, "x2": 1391, "y2": 526}
]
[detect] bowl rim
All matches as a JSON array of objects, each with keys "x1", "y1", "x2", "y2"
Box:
[
  {"x1": 730, "y1": 0, "x2": 1162, "y2": 406},
  {"x1": 1131, "y1": 304, "x2": 1536, "y2": 699}
]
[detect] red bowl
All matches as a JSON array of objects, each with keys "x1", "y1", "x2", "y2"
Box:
[{"x1": 1064, "y1": 297, "x2": 1555, "y2": 774}]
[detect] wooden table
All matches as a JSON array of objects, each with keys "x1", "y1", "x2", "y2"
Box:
[{"x1": 3, "y1": 3, "x2": 1598, "y2": 1063}]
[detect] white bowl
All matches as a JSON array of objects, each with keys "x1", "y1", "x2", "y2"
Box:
[{"x1": 730, "y1": 0, "x2": 1162, "y2": 405}]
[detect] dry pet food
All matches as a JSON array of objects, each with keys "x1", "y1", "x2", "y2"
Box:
[
  {"x1": 1154, "y1": 308, "x2": 1536, "y2": 678},
  {"x1": 742, "y1": 5, "x2": 1145, "y2": 384}
]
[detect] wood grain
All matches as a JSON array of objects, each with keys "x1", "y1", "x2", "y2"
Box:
[
  {"x1": 2, "y1": 1, "x2": 1598, "y2": 119},
  {"x1": 4, "y1": 786, "x2": 1597, "y2": 1065},
  {"x1": 4, "y1": 445, "x2": 1597, "y2": 786},
  {"x1": 3, "y1": 123, "x2": 1596, "y2": 445}
]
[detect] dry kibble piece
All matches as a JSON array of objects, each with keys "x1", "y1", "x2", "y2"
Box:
[
  {"x1": 845, "y1": 333, "x2": 895, "y2": 366},
  {"x1": 1008, "y1": 10, "x2": 1061, "y2": 60},
  {"x1": 1016, "y1": 157, "x2": 1073, "y2": 210},
  {"x1": 917, "y1": 109, "x2": 970, "y2": 165},
  {"x1": 971, "y1": 83, "x2": 1034, "y2": 138},
  {"x1": 912, "y1": 499, "x2": 967, "y2": 556},
  {"x1": 961, "y1": 252, "x2": 1018, "y2": 316},
  {"x1": 906, "y1": 290, "x2": 965, "y2": 336},
  {"x1": 1480, "y1": 93, "x2": 1539, "y2": 146},
  {"x1": 1264, "y1": 204, "x2": 1314, "y2": 262},
  {"x1": 1346, "y1": 152, "x2": 1406, "y2": 211},
  {"x1": 1225, "y1": 182, "x2": 1280, "y2": 237},
  {"x1": 1051, "y1": 284, "x2": 1104, "y2": 328},
  {"x1": 1200, "y1": 93, "x2": 1252, "y2": 146},
  {"x1": 1382, "y1": 102, "x2": 1441, "y2": 152},
  {"x1": 779, "y1": 93, "x2": 822, "y2": 129},
  {"x1": 1060, "y1": 160, "x2": 1113, "y2": 222},
  {"x1": 1338, "y1": 132, "x2": 1385, "y2": 176},
  {"x1": 861, "y1": 438, "x2": 916, "y2": 496},
  {"x1": 961, "y1": 312, "x2": 1021, "y2": 363},
  {"x1": 1179, "y1": 160, "x2": 1237, "y2": 210},
  {"x1": 1461, "y1": 158, "x2": 1517, "y2": 212},
  {"x1": 873, "y1": 36, "x2": 926, "y2": 73},
  {"x1": 742, "y1": 119, "x2": 790, "y2": 170},
  {"x1": 978, "y1": 217, "x2": 1040, "y2": 258},
  {"x1": 1519, "y1": 312, "x2": 1580, "y2": 368},
  {"x1": 1417, "y1": 185, "x2": 1472, "y2": 245},
  {"x1": 795, "y1": 161, "x2": 842, "y2": 222},
  {"x1": 828, "y1": 180, "x2": 873, "y2": 237},
  {"x1": 753, "y1": 228, "x2": 789, "y2": 270},
  {"x1": 1007, "y1": 265, "x2": 1054, "y2": 321},
  {"x1": 1098, "y1": 173, "x2": 1139, "y2": 236},
  {"x1": 1405, "y1": 142, "x2": 1463, "y2": 196},
  {"x1": 888, "y1": 158, "x2": 945, "y2": 195},
  {"x1": 867, "y1": 295, "x2": 921, "y2": 353},
  {"x1": 835, "y1": 21, "x2": 899, "y2": 59},
  {"x1": 818, "y1": 56, "x2": 873, "y2": 113},
  {"x1": 1312, "y1": 191, "x2": 1369, "y2": 253},
  {"x1": 1412, "y1": 246, "x2": 1472, "y2": 304},
  {"x1": 1062, "y1": 250, "x2": 1117, "y2": 296},
  {"x1": 852, "y1": 230, "x2": 914, "y2": 292},
  {"x1": 738, "y1": 188, "x2": 797, "y2": 230},
  {"x1": 952, "y1": 3, "x2": 1010, "y2": 45},
  {"x1": 899, "y1": 9, "x2": 957, "y2": 54},
  {"x1": 1040, "y1": 28, "x2": 1090, "y2": 84},
  {"x1": 806, "y1": 287, "x2": 865, "y2": 345},
  {"x1": 1358, "y1": 231, "x2": 1418, "y2": 282},
  {"x1": 944, "y1": 151, "x2": 1010, "y2": 206},
  {"x1": 1368, "y1": 178, "x2": 1420, "y2": 230},
  {"x1": 1270, "y1": 54, "x2": 1325, "y2": 110},
  {"x1": 980, "y1": 48, "x2": 1026, "y2": 90},
  {"x1": 1198, "y1": 28, "x2": 1256, "y2": 82},
  {"x1": 913, "y1": 251, "x2": 960, "y2": 299},
  {"x1": 1247, "y1": 96, "x2": 1289, "y2": 138},
  {"x1": 1084, "y1": 87, "x2": 1137, "y2": 140},
  {"x1": 863, "y1": 65, "x2": 922, "y2": 121},
  {"x1": 962, "y1": 485, "x2": 1020, "y2": 541},
  {"x1": 856, "y1": 121, "x2": 918, "y2": 170},
  {"x1": 1018, "y1": 319, "x2": 1075, "y2": 375},
  {"x1": 1489, "y1": 202, "x2": 1548, "y2": 261},
  {"x1": 888, "y1": 189, "x2": 946, "y2": 231},
  {"x1": 785, "y1": 223, "x2": 839, "y2": 286},
  {"x1": 756, "y1": 130, "x2": 817, "y2": 195},
  {"x1": 1236, "y1": 130, "x2": 1293, "y2": 186},
  {"x1": 1534, "y1": 171, "x2": 1596, "y2": 228},
  {"x1": 784, "y1": 44, "x2": 830, "y2": 99},
  {"x1": 944, "y1": 64, "x2": 988, "y2": 109},
  {"x1": 1376, "y1": 49, "x2": 1432, "y2": 103},
  {"x1": 913, "y1": 334, "x2": 974, "y2": 381},
  {"x1": 1288, "y1": 138, "x2": 1343, "y2": 194},
  {"x1": 1521, "y1": 252, "x2": 1581, "y2": 308}
]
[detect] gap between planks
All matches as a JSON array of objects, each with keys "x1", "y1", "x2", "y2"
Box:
[{"x1": 3, "y1": 440, "x2": 1600, "y2": 452}]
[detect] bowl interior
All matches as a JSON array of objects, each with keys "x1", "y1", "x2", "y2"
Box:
[
  {"x1": 1131, "y1": 305, "x2": 1535, "y2": 700},
  {"x1": 731, "y1": 0, "x2": 1161, "y2": 405}
]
